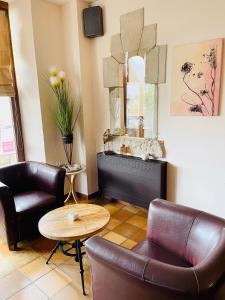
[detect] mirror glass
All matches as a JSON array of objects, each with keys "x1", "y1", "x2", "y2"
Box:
[
  {"x1": 109, "y1": 87, "x2": 124, "y2": 135},
  {"x1": 125, "y1": 56, "x2": 157, "y2": 138}
]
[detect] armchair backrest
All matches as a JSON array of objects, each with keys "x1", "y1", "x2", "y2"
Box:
[
  {"x1": 0, "y1": 162, "x2": 33, "y2": 194},
  {"x1": 0, "y1": 161, "x2": 65, "y2": 196},
  {"x1": 147, "y1": 200, "x2": 225, "y2": 266}
]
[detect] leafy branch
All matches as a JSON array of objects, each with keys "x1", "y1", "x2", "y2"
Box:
[{"x1": 48, "y1": 68, "x2": 80, "y2": 136}]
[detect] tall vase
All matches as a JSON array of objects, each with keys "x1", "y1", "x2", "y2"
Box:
[{"x1": 61, "y1": 134, "x2": 73, "y2": 166}]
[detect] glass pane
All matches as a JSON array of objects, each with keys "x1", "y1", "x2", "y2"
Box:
[
  {"x1": 126, "y1": 83, "x2": 141, "y2": 137},
  {"x1": 126, "y1": 55, "x2": 157, "y2": 138},
  {"x1": 0, "y1": 96, "x2": 17, "y2": 166},
  {"x1": 144, "y1": 84, "x2": 156, "y2": 138},
  {"x1": 109, "y1": 88, "x2": 124, "y2": 135}
]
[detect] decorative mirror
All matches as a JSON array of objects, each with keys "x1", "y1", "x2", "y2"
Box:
[{"x1": 103, "y1": 8, "x2": 167, "y2": 139}]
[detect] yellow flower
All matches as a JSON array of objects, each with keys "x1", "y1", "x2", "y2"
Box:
[
  {"x1": 50, "y1": 76, "x2": 60, "y2": 88},
  {"x1": 58, "y1": 70, "x2": 66, "y2": 82},
  {"x1": 49, "y1": 66, "x2": 58, "y2": 76}
]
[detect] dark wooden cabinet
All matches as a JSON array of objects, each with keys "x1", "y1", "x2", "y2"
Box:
[{"x1": 97, "y1": 152, "x2": 167, "y2": 208}]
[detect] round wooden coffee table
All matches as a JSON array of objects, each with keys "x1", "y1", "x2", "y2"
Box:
[{"x1": 38, "y1": 204, "x2": 110, "y2": 295}]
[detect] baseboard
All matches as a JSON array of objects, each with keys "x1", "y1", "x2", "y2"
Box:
[
  {"x1": 64, "y1": 191, "x2": 99, "y2": 200},
  {"x1": 77, "y1": 191, "x2": 100, "y2": 199}
]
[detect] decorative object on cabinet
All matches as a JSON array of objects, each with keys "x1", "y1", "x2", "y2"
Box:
[
  {"x1": 103, "y1": 129, "x2": 114, "y2": 153},
  {"x1": 171, "y1": 38, "x2": 223, "y2": 116},
  {"x1": 48, "y1": 67, "x2": 80, "y2": 166},
  {"x1": 97, "y1": 152, "x2": 167, "y2": 208},
  {"x1": 103, "y1": 135, "x2": 164, "y2": 159},
  {"x1": 103, "y1": 8, "x2": 167, "y2": 138}
]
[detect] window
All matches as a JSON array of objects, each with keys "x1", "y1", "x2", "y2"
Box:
[{"x1": 0, "y1": 1, "x2": 24, "y2": 166}]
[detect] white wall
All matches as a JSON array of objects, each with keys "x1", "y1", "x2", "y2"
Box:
[
  {"x1": 61, "y1": 0, "x2": 88, "y2": 194},
  {"x1": 9, "y1": 0, "x2": 46, "y2": 162},
  {"x1": 91, "y1": 0, "x2": 225, "y2": 218},
  {"x1": 31, "y1": 0, "x2": 66, "y2": 165}
]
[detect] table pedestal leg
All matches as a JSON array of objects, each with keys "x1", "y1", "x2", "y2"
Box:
[
  {"x1": 64, "y1": 174, "x2": 78, "y2": 203},
  {"x1": 76, "y1": 240, "x2": 86, "y2": 295},
  {"x1": 46, "y1": 241, "x2": 60, "y2": 264},
  {"x1": 46, "y1": 240, "x2": 86, "y2": 295}
]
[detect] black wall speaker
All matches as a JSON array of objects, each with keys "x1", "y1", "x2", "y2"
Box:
[{"x1": 83, "y1": 6, "x2": 104, "y2": 38}]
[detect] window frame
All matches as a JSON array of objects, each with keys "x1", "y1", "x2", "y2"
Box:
[{"x1": 0, "y1": 1, "x2": 25, "y2": 162}]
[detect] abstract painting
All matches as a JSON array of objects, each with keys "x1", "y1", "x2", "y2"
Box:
[{"x1": 171, "y1": 39, "x2": 223, "y2": 116}]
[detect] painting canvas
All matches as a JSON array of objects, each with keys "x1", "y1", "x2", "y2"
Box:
[{"x1": 171, "y1": 39, "x2": 223, "y2": 116}]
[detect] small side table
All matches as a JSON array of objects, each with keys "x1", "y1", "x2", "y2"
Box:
[{"x1": 64, "y1": 166, "x2": 86, "y2": 203}]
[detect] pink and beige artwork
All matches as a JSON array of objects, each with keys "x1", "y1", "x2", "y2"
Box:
[{"x1": 171, "y1": 38, "x2": 223, "y2": 116}]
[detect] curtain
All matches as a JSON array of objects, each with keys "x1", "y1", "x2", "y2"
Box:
[{"x1": 0, "y1": 9, "x2": 14, "y2": 97}]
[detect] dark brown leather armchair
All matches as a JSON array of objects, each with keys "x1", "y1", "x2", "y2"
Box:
[
  {"x1": 0, "y1": 161, "x2": 65, "y2": 250},
  {"x1": 86, "y1": 199, "x2": 225, "y2": 300}
]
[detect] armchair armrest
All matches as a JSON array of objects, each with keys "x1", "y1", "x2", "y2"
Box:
[
  {"x1": 0, "y1": 182, "x2": 17, "y2": 246},
  {"x1": 86, "y1": 236, "x2": 148, "y2": 279},
  {"x1": 86, "y1": 236, "x2": 199, "y2": 300},
  {"x1": 0, "y1": 182, "x2": 16, "y2": 218},
  {"x1": 194, "y1": 232, "x2": 225, "y2": 294}
]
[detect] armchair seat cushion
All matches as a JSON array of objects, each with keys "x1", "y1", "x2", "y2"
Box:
[
  {"x1": 132, "y1": 239, "x2": 192, "y2": 268},
  {"x1": 14, "y1": 191, "x2": 55, "y2": 215}
]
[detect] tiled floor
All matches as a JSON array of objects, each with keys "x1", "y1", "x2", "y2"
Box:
[{"x1": 0, "y1": 197, "x2": 148, "y2": 300}]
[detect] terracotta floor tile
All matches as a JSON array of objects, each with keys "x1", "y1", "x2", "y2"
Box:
[
  {"x1": 0, "y1": 270, "x2": 30, "y2": 300},
  {"x1": 103, "y1": 204, "x2": 120, "y2": 215},
  {"x1": 126, "y1": 215, "x2": 147, "y2": 229},
  {"x1": 95, "y1": 228, "x2": 109, "y2": 237},
  {"x1": 103, "y1": 232, "x2": 126, "y2": 245},
  {"x1": 121, "y1": 239, "x2": 137, "y2": 249},
  {"x1": 7, "y1": 247, "x2": 40, "y2": 268},
  {"x1": 106, "y1": 218, "x2": 122, "y2": 230},
  {"x1": 112, "y1": 209, "x2": 133, "y2": 222},
  {"x1": 35, "y1": 268, "x2": 72, "y2": 297},
  {"x1": 43, "y1": 249, "x2": 70, "y2": 266},
  {"x1": 19, "y1": 256, "x2": 55, "y2": 281},
  {"x1": 111, "y1": 201, "x2": 124, "y2": 208},
  {"x1": 137, "y1": 208, "x2": 148, "y2": 218},
  {"x1": 113, "y1": 223, "x2": 139, "y2": 238},
  {"x1": 51, "y1": 282, "x2": 91, "y2": 300},
  {"x1": 31, "y1": 237, "x2": 58, "y2": 255},
  {"x1": 130, "y1": 229, "x2": 146, "y2": 243},
  {"x1": 0, "y1": 242, "x2": 12, "y2": 256},
  {"x1": 119, "y1": 200, "x2": 131, "y2": 206},
  {"x1": 0, "y1": 256, "x2": 16, "y2": 279},
  {"x1": 58, "y1": 258, "x2": 91, "y2": 287},
  {"x1": 123, "y1": 205, "x2": 140, "y2": 214},
  {"x1": 8, "y1": 283, "x2": 48, "y2": 300}
]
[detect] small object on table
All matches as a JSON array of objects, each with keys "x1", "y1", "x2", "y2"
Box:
[
  {"x1": 64, "y1": 165, "x2": 86, "y2": 203},
  {"x1": 120, "y1": 144, "x2": 127, "y2": 155},
  {"x1": 67, "y1": 211, "x2": 78, "y2": 221},
  {"x1": 38, "y1": 204, "x2": 110, "y2": 295}
]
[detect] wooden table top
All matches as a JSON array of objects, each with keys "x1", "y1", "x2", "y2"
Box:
[{"x1": 38, "y1": 204, "x2": 110, "y2": 241}]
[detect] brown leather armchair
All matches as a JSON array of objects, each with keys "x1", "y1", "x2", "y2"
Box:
[
  {"x1": 0, "y1": 161, "x2": 65, "y2": 250},
  {"x1": 86, "y1": 199, "x2": 225, "y2": 300}
]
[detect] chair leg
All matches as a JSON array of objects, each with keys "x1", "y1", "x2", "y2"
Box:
[{"x1": 9, "y1": 243, "x2": 18, "y2": 251}]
